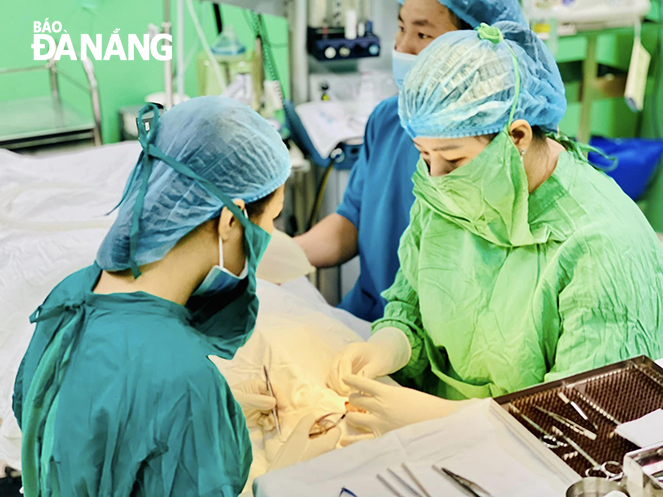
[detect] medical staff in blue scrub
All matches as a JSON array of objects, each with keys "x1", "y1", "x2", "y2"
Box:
[{"x1": 296, "y1": 0, "x2": 527, "y2": 322}]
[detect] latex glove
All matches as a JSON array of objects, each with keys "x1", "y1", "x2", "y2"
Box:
[
  {"x1": 327, "y1": 327, "x2": 411, "y2": 396},
  {"x1": 269, "y1": 413, "x2": 341, "y2": 471},
  {"x1": 341, "y1": 375, "x2": 477, "y2": 445},
  {"x1": 231, "y1": 378, "x2": 278, "y2": 431}
]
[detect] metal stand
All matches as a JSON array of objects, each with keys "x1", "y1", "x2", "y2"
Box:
[
  {"x1": 0, "y1": 57, "x2": 102, "y2": 150},
  {"x1": 578, "y1": 34, "x2": 599, "y2": 144}
]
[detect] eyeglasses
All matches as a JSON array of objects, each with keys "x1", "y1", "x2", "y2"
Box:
[{"x1": 308, "y1": 412, "x2": 346, "y2": 439}]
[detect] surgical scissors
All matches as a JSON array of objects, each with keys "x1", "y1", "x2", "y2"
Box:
[
  {"x1": 551, "y1": 426, "x2": 623, "y2": 481},
  {"x1": 509, "y1": 405, "x2": 567, "y2": 449}
]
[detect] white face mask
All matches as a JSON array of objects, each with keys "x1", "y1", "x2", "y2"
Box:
[{"x1": 392, "y1": 48, "x2": 419, "y2": 90}]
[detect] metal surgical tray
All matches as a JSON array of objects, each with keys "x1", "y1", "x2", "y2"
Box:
[{"x1": 496, "y1": 356, "x2": 663, "y2": 478}]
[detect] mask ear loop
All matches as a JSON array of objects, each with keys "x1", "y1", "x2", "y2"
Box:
[{"x1": 218, "y1": 207, "x2": 249, "y2": 271}]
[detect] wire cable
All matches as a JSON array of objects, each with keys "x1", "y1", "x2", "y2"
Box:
[
  {"x1": 186, "y1": 0, "x2": 225, "y2": 94},
  {"x1": 307, "y1": 159, "x2": 336, "y2": 231}
]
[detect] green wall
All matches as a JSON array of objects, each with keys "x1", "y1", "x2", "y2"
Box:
[
  {"x1": 548, "y1": 12, "x2": 663, "y2": 231},
  {"x1": 555, "y1": 22, "x2": 662, "y2": 140},
  {"x1": 0, "y1": 0, "x2": 290, "y2": 144},
  {"x1": 2, "y1": 2, "x2": 658, "y2": 145},
  {"x1": 5, "y1": 2, "x2": 663, "y2": 229}
]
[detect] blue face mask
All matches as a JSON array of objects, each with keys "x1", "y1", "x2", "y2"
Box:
[
  {"x1": 191, "y1": 226, "x2": 249, "y2": 298},
  {"x1": 392, "y1": 48, "x2": 418, "y2": 90}
]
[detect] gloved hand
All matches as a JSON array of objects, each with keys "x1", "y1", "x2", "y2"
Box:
[
  {"x1": 269, "y1": 413, "x2": 341, "y2": 471},
  {"x1": 327, "y1": 327, "x2": 412, "y2": 396},
  {"x1": 231, "y1": 378, "x2": 281, "y2": 431},
  {"x1": 341, "y1": 375, "x2": 477, "y2": 445}
]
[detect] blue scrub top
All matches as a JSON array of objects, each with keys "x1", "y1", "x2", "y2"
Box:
[{"x1": 336, "y1": 96, "x2": 420, "y2": 322}]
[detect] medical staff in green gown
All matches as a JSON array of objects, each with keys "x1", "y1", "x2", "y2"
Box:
[
  {"x1": 327, "y1": 23, "x2": 663, "y2": 436},
  {"x1": 13, "y1": 97, "x2": 292, "y2": 496}
]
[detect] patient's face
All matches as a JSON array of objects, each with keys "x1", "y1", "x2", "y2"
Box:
[{"x1": 249, "y1": 184, "x2": 285, "y2": 235}]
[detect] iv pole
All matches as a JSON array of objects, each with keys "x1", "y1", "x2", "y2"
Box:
[{"x1": 163, "y1": 0, "x2": 174, "y2": 109}]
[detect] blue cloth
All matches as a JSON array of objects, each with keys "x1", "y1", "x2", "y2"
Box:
[
  {"x1": 97, "y1": 96, "x2": 291, "y2": 272},
  {"x1": 14, "y1": 265, "x2": 252, "y2": 496},
  {"x1": 589, "y1": 137, "x2": 663, "y2": 200},
  {"x1": 396, "y1": 0, "x2": 527, "y2": 28},
  {"x1": 337, "y1": 97, "x2": 420, "y2": 322},
  {"x1": 400, "y1": 22, "x2": 567, "y2": 139}
]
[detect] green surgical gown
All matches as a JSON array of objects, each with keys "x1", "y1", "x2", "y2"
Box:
[
  {"x1": 375, "y1": 150, "x2": 663, "y2": 400},
  {"x1": 13, "y1": 265, "x2": 252, "y2": 496}
]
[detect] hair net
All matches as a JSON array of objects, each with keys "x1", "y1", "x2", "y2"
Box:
[
  {"x1": 97, "y1": 96, "x2": 291, "y2": 272},
  {"x1": 399, "y1": 22, "x2": 567, "y2": 139},
  {"x1": 396, "y1": 0, "x2": 527, "y2": 28}
]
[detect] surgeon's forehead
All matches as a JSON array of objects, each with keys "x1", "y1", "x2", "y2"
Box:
[{"x1": 414, "y1": 136, "x2": 477, "y2": 150}]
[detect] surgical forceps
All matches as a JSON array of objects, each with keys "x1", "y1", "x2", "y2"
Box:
[
  {"x1": 551, "y1": 426, "x2": 624, "y2": 481},
  {"x1": 263, "y1": 366, "x2": 281, "y2": 435},
  {"x1": 558, "y1": 391, "x2": 599, "y2": 431},
  {"x1": 569, "y1": 387, "x2": 622, "y2": 426},
  {"x1": 435, "y1": 467, "x2": 493, "y2": 497},
  {"x1": 534, "y1": 406, "x2": 597, "y2": 440},
  {"x1": 509, "y1": 405, "x2": 567, "y2": 449}
]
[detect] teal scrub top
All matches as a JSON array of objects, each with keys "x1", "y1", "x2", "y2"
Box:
[
  {"x1": 13, "y1": 265, "x2": 252, "y2": 496},
  {"x1": 336, "y1": 96, "x2": 420, "y2": 322}
]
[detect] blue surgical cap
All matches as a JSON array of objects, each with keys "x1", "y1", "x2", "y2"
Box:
[
  {"x1": 399, "y1": 21, "x2": 567, "y2": 139},
  {"x1": 396, "y1": 0, "x2": 527, "y2": 28},
  {"x1": 97, "y1": 96, "x2": 291, "y2": 271}
]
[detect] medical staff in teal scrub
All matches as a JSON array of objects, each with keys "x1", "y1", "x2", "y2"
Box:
[{"x1": 13, "y1": 97, "x2": 293, "y2": 496}]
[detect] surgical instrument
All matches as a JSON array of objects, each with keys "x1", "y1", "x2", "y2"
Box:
[
  {"x1": 377, "y1": 473, "x2": 406, "y2": 497},
  {"x1": 402, "y1": 463, "x2": 432, "y2": 497},
  {"x1": 509, "y1": 405, "x2": 567, "y2": 449},
  {"x1": 559, "y1": 390, "x2": 599, "y2": 431},
  {"x1": 435, "y1": 467, "x2": 493, "y2": 497},
  {"x1": 569, "y1": 388, "x2": 623, "y2": 426},
  {"x1": 263, "y1": 366, "x2": 281, "y2": 436},
  {"x1": 563, "y1": 451, "x2": 579, "y2": 461},
  {"x1": 386, "y1": 468, "x2": 424, "y2": 497},
  {"x1": 551, "y1": 426, "x2": 624, "y2": 481},
  {"x1": 308, "y1": 412, "x2": 346, "y2": 439},
  {"x1": 534, "y1": 406, "x2": 597, "y2": 441}
]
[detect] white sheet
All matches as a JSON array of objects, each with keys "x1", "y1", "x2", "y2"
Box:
[
  {"x1": 0, "y1": 144, "x2": 373, "y2": 482},
  {"x1": 0, "y1": 143, "x2": 140, "y2": 467},
  {"x1": 254, "y1": 399, "x2": 578, "y2": 497}
]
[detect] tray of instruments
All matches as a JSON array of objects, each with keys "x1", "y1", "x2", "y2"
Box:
[{"x1": 496, "y1": 356, "x2": 663, "y2": 479}]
